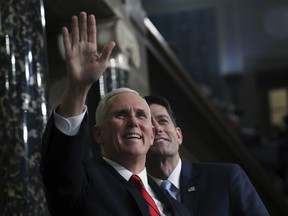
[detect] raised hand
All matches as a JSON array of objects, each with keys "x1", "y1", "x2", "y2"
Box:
[{"x1": 59, "y1": 12, "x2": 115, "y2": 117}]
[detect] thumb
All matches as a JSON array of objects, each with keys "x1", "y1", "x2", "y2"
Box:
[{"x1": 100, "y1": 41, "x2": 116, "y2": 63}]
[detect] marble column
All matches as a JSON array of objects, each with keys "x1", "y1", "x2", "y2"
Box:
[{"x1": 0, "y1": 0, "x2": 49, "y2": 215}]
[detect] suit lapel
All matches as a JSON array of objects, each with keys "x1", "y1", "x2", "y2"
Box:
[
  {"x1": 99, "y1": 159, "x2": 150, "y2": 216},
  {"x1": 148, "y1": 177, "x2": 174, "y2": 213},
  {"x1": 126, "y1": 184, "x2": 151, "y2": 216},
  {"x1": 180, "y1": 159, "x2": 199, "y2": 216}
]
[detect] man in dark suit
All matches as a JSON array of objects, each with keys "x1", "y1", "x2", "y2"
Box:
[
  {"x1": 144, "y1": 95, "x2": 270, "y2": 216},
  {"x1": 40, "y1": 12, "x2": 190, "y2": 216}
]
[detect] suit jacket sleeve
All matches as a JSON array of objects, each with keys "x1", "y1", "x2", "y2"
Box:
[{"x1": 40, "y1": 113, "x2": 89, "y2": 215}]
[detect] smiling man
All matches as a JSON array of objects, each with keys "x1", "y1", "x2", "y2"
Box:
[
  {"x1": 92, "y1": 89, "x2": 154, "y2": 174},
  {"x1": 144, "y1": 95, "x2": 270, "y2": 216},
  {"x1": 40, "y1": 12, "x2": 189, "y2": 216}
]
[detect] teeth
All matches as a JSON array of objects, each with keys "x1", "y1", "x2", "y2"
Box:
[
  {"x1": 125, "y1": 133, "x2": 141, "y2": 139},
  {"x1": 155, "y1": 138, "x2": 166, "y2": 142}
]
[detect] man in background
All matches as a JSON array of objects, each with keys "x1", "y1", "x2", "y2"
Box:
[{"x1": 144, "y1": 95, "x2": 269, "y2": 216}]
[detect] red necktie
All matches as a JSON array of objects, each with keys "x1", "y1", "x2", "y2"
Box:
[{"x1": 129, "y1": 174, "x2": 161, "y2": 216}]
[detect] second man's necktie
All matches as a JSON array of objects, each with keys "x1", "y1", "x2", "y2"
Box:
[
  {"x1": 160, "y1": 180, "x2": 179, "y2": 201},
  {"x1": 129, "y1": 174, "x2": 161, "y2": 216}
]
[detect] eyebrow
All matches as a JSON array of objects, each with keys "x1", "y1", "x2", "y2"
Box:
[
  {"x1": 112, "y1": 108, "x2": 148, "y2": 114},
  {"x1": 136, "y1": 108, "x2": 148, "y2": 113},
  {"x1": 155, "y1": 114, "x2": 170, "y2": 120}
]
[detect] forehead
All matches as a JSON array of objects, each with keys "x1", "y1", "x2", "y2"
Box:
[
  {"x1": 150, "y1": 104, "x2": 169, "y2": 117},
  {"x1": 106, "y1": 92, "x2": 150, "y2": 111}
]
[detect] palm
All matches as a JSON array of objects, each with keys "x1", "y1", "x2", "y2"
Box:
[
  {"x1": 63, "y1": 12, "x2": 115, "y2": 90},
  {"x1": 66, "y1": 42, "x2": 103, "y2": 87}
]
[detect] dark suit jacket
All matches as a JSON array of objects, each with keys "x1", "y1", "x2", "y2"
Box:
[
  {"x1": 180, "y1": 159, "x2": 270, "y2": 216},
  {"x1": 40, "y1": 115, "x2": 190, "y2": 216}
]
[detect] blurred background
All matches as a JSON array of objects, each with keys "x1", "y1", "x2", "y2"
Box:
[{"x1": 1, "y1": 0, "x2": 288, "y2": 215}]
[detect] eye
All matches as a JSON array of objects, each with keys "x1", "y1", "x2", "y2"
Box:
[
  {"x1": 136, "y1": 111, "x2": 147, "y2": 118},
  {"x1": 114, "y1": 111, "x2": 127, "y2": 118},
  {"x1": 158, "y1": 118, "x2": 169, "y2": 125}
]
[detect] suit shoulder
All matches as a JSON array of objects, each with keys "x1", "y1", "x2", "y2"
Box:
[
  {"x1": 183, "y1": 159, "x2": 243, "y2": 175},
  {"x1": 191, "y1": 160, "x2": 240, "y2": 169}
]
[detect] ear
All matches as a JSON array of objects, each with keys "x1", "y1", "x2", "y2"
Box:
[
  {"x1": 176, "y1": 127, "x2": 183, "y2": 146},
  {"x1": 92, "y1": 125, "x2": 104, "y2": 144}
]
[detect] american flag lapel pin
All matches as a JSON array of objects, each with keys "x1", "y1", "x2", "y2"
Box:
[{"x1": 188, "y1": 186, "x2": 196, "y2": 192}]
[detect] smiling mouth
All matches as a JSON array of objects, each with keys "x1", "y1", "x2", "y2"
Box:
[
  {"x1": 123, "y1": 133, "x2": 142, "y2": 139},
  {"x1": 154, "y1": 138, "x2": 169, "y2": 143}
]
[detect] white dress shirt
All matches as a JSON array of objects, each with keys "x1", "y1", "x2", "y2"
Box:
[{"x1": 150, "y1": 159, "x2": 182, "y2": 201}]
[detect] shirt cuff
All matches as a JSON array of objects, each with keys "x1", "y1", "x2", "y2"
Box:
[{"x1": 54, "y1": 105, "x2": 87, "y2": 136}]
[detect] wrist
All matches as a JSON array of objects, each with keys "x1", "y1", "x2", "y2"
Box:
[{"x1": 57, "y1": 86, "x2": 88, "y2": 117}]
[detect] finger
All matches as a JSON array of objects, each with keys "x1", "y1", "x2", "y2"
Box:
[
  {"x1": 100, "y1": 41, "x2": 116, "y2": 63},
  {"x1": 71, "y1": 15, "x2": 79, "y2": 46},
  {"x1": 79, "y1": 11, "x2": 87, "y2": 41},
  {"x1": 62, "y1": 27, "x2": 71, "y2": 55},
  {"x1": 88, "y1": 14, "x2": 97, "y2": 48}
]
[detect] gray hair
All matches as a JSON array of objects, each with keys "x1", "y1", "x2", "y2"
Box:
[{"x1": 95, "y1": 87, "x2": 141, "y2": 125}]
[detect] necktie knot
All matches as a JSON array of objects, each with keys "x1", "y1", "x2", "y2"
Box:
[
  {"x1": 129, "y1": 174, "x2": 144, "y2": 189},
  {"x1": 160, "y1": 180, "x2": 172, "y2": 191},
  {"x1": 160, "y1": 180, "x2": 179, "y2": 201}
]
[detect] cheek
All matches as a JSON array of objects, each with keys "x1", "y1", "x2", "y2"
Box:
[
  {"x1": 143, "y1": 123, "x2": 154, "y2": 132},
  {"x1": 107, "y1": 120, "x2": 123, "y2": 131},
  {"x1": 168, "y1": 130, "x2": 179, "y2": 141},
  {"x1": 103, "y1": 124, "x2": 120, "y2": 139}
]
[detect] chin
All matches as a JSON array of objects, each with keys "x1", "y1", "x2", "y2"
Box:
[
  {"x1": 149, "y1": 148, "x2": 165, "y2": 155},
  {"x1": 127, "y1": 148, "x2": 147, "y2": 156}
]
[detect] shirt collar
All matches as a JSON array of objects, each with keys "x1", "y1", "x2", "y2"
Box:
[
  {"x1": 150, "y1": 158, "x2": 182, "y2": 189},
  {"x1": 167, "y1": 158, "x2": 181, "y2": 189},
  {"x1": 103, "y1": 157, "x2": 149, "y2": 188}
]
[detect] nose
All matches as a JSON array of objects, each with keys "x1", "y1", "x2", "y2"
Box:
[
  {"x1": 127, "y1": 115, "x2": 139, "y2": 128},
  {"x1": 152, "y1": 120, "x2": 162, "y2": 134}
]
